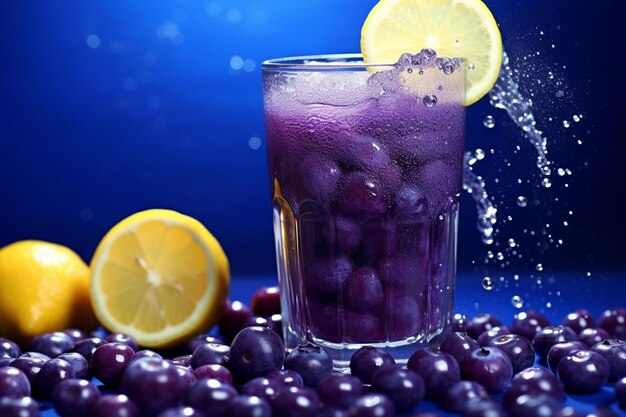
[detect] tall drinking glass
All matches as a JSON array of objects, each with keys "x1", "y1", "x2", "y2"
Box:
[{"x1": 262, "y1": 52, "x2": 465, "y2": 368}]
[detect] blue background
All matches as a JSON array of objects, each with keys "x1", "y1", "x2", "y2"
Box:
[{"x1": 1, "y1": 0, "x2": 625, "y2": 277}]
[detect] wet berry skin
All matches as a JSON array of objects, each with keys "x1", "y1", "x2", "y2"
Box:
[
  {"x1": 156, "y1": 407, "x2": 204, "y2": 417},
  {"x1": 508, "y1": 393, "x2": 562, "y2": 417},
  {"x1": 121, "y1": 358, "x2": 187, "y2": 417},
  {"x1": 407, "y1": 347, "x2": 460, "y2": 399},
  {"x1": 37, "y1": 358, "x2": 76, "y2": 400},
  {"x1": 250, "y1": 286, "x2": 281, "y2": 316},
  {"x1": 476, "y1": 326, "x2": 511, "y2": 347},
  {"x1": 616, "y1": 377, "x2": 626, "y2": 409},
  {"x1": 90, "y1": 343, "x2": 135, "y2": 386},
  {"x1": 240, "y1": 377, "x2": 282, "y2": 401},
  {"x1": 348, "y1": 393, "x2": 395, "y2": 417},
  {"x1": 271, "y1": 386, "x2": 323, "y2": 417},
  {"x1": 371, "y1": 364, "x2": 425, "y2": 411},
  {"x1": 440, "y1": 332, "x2": 479, "y2": 364},
  {"x1": 349, "y1": 346, "x2": 395, "y2": 384},
  {"x1": 219, "y1": 301, "x2": 254, "y2": 341},
  {"x1": 57, "y1": 352, "x2": 91, "y2": 380},
  {"x1": 562, "y1": 309, "x2": 596, "y2": 334},
  {"x1": 557, "y1": 350, "x2": 610, "y2": 392},
  {"x1": 284, "y1": 343, "x2": 333, "y2": 387},
  {"x1": 227, "y1": 395, "x2": 272, "y2": 417},
  {"x1": 192, "y1": 364, "x2": 233, "y2": 384},
  {"x1": 91, "y1": 394, "x2": 139, "y2": 417},
  {"x1": 316, "y1": 374, "x2": 364, "y2": 408},
  {"x1": 185, "y1": 378, "x2": 237, "y2": 416},
  {"x1": 0, "y1": 338, "x2": 20, "y2": 359},
  {"x1": 460, "y1": 347, "x2": 513, "y2": 394},
  {"x1": 546, "y1": 341, "x2": 588, "y2": 373},
  {"x1": 230, "y1": 326, "x2": 285, "y2": 381},
  {"x1": 502, "y1": 367, "x2": 564, "y2": 409},
  {"x1": 590, "y1": 339, "x2": 626, "y2": 381},
  {"x1": 71, "y1": 337, "x2": 105, "y2": 363},
  {"x1": 29, "y1": 332, "x2": 74, "y2": 358},
  {"x1": 441, "y1": 380, "x2": 490, "y2": 413},
  {"x1": 267, "y1": 369, "x2": 304, "y2": 388},
  {"x1": 598, "y1": 307, "x2": 626, "y2": 339},
  {"x1": 0, "y1": 366, "x2": 31, "y2": 397},
  {"x1": 578, "y1": 328, "x2": 610, "y2": 348},
  {"x1": 462, "y1": 400, "x2": 508, "y2": 417},
  {"x1": 532, "y1": 325, "x2": 578, "y2": 360},
  {"x1": 511, "y1": 310, "x2": 550, "y2": 341},
  {"x1": 485, "y1": 334, "x2": 534, "y2": 374},
  {"x1": 9, "y1": 355, "x2": 46, "y2": 387},
  {"x1": 104, "y1": 333, "x2": 139, "y2": 352},
  {"x1": 52, "y1": 378, "x2": 101, "y2": 417},
  {"x1": 190, "y1": 343, "x2": 230, "y2": 369},
  {"x1": 466, "y1": 314, "x2": 503, "y2": 340},
  {"x1": 0, "y1": 396, "x2": 40, "y2": 417},
  {"x1": 186, "y1": 334, "x2": 226, "y2": 354}
]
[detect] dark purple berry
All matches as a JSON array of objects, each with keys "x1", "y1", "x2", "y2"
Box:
[
  {"x1": 267, "y1": 314, "x2": 283, "y2": 338},
  {"x1": 441, "y1": 380, "x2": 490, "y2": 413},
  {"x1": 241, "y1": 377, "x2": 281, "y2": 401},
  {"x1": 57, "y1": 352, "x2": 91, "y2": 380},
  {"x1": 316, "y1": 374, "x2": 364, "y2": 408},
  {"x1": 30, "y1": 332, "x2": 74, "y2": 358},
  {"x1": 556, "y1": 350, "x2": 609, "y2": 392},
  {"x1": 0, "y1": 366, "x2": 30, "y2": 397},
  {"x1": 561, "y1": 309, "x2": 596, "y2": 334},
  {"x1": 508, "y1": 393, "x2": 562, "y2": 417},
  {"x1": 337, "y1": 172, "x2": 387, "y2": 216},
  {"x1": 0, "y1": 338, "x2": 20, "y2": 359},
  {"x1": 348, "y1": 393, "x2": 395, "y2": 417},
  {"x1": 343, "y1": 267, "x2": 384, "y2": 312},
  {"x1": 128, "y1": 349, "x2": 162, "y2": 366},
  {"x1": 193, "y1": 364, "x2": 233, "y2": 384},
  {"x1": 121, "y1": 358, "x2": 186, "y2": 417},
  {"x1": 251, "y1": 286, "x2": 281, "y2": 317},
  {"x1": 190, "y1": 343, "x2": 230, "y2": 369},
  {"x1": 485, "y1": 334, "x2": 534, "y2": 374},
  {"x1": 466, "y1": 314, "x2": 502, "y2": 340},
  {"x1": 227, "y1": 395, "x2": 272, "y2": 417},
  {"x1": 9, "y1": 355, "x2": 46, "y2": 387},
  {"x1": 460, "y1": 347, "x2": 513, "y2": 394},
  {"x1": 0, "y1": 396, "x2": 40, "y2": 417},
  {"x1": 511, "y1": 310, "x2": 550, "y2": 341},
  {"x1": 502, "y1": 367, "x2": 564, "y2": 409},
  {"x1": 271, "y1": 386, "x2": 323, "y2": 417},
  {"x1": 590, "y1": 339, "x2": 626, "y2": 381},
  {"x1": 476, "y1": 326, "x2": 511, "y2": 346},
  {"x1": 37, "y1": 357, "x2": 76, "y2": 400},
  {"x1": 349, "y1": 346, "x2": 395, "y2": 384},
  {"x1": 616, "y1": 377, "x2": 626, "y2": 409},
  {"x1": 91, "y1": 394, "x2": 139, "y2": 417},
  {"x1": 186, "y1": 334, "x2": 226, "y2": 354},
  {"x1": 452, "y1": 314, "x2": 469, "y2": 332},
  {"x1": 71, "y1": 337, "x2": 105, "y2": 363},
  {"x1": 546, "y1": 341, "x2": 588, "y2": 373},
  {"x1": 175, "y1": 366, "x2": 196, "y2": 387},
  {"x1": 440, "y1": 332, "x2": 479, "y2": 364},
  {"x1": 285, "y1": 343, "x2": 333, "y2": 387},
  {"x1": 52, "y1": 378, "x2": 100, "y2": 417},
  {"x1": 598, "y1": 307, "x2": 626, "y2": 339},
  {"x1": 230, "y1": 326, "x2": 285, "y2": 381},
  {"x1": 407, "y1": 347, "x2": 460, "y2": 399},
  {"x1": 314, "y1": 405, "x2": 350, "y2": 417},
  {"x1": 104, "y1": 333, "x2": 139, "y2": 352},
  {"x1": 532, "y1": 325, "x2": 578, "y2": 360},
  {"x1": 462, "y1": 400, "x2": 507, "y2": 417},
  {"x1": 156, "y1": 407, "x2": 203, "y2": 417},
  {"x1": 556, "y1": 407, "x2": 587, "y2": 417},
  {"x1": 372, "y1": 365, "x2": 424, "y2": 411},
  {"x1": 62, "y1": 329, "x2": 89, "y2": 343},
  {"x1": 242, "y1": 316, "x2": 270, "y2": 329},
  {"x1": 219, "y1": 301, "x2": 254, "y2": 341},
  {"x1": 267, "y1": 368, "x2": 304, "y2": 388},
  {"x1": 90, "y1": 343, "x2": 134, "y2": 386},
  {"x1": 578, "y1": 328, "x2": 611, "y2": 348}
]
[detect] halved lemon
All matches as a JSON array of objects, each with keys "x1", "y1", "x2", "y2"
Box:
[
  {"x1": 90, "y1": 209, "x2": 230, "y2": 348},
  {"x1": 361, "y1": 0, "x2": 503, "y2": 105}
]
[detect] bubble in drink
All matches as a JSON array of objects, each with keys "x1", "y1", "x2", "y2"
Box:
[
  {"x1": 483, "y1": 115, "x2": 495, "y2": 128},
  {"x1": 535, "y1": 263, "x2": 544, "y2": 272},
  {"x1": 557, "y1": 168, "x2": 566, "y2": 176},
  {"x1": 516, "y1": 196, "x2": 528, "y2": 207},
  {"x1": 482, "y1": 276, "x2": 494, "y2": 290},
  {"x1": 423, "y1": 94, "x2": 438, "y2": 107},
  {"x1": 562, "y1": 120, "x2": 570, "y2": 128},
  {"x1": 541, "y1": 178, "x2": 552, "y2": 188},
  {"x1": 508, "y1": 238, "x2": 516, "y2": 247},
  {"x1": 511, "y1": 295, "x2": 524, "y2": 308}
]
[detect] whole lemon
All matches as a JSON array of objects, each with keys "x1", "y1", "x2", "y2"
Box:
[{"x1": 0, "y1": 240, "x2": 97, "y2": 344}]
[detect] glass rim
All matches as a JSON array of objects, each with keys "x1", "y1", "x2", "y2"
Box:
[{"x1": 262, "y1": 53, "x2": 396, "y2": 70}]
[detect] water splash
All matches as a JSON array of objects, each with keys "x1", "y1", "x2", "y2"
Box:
[
  {"x1": 463, "y1": 151, "x2": 497, "y2": 245},
  {"x1": 489, "y1": 52, "x2": 552, "y2": 180}
]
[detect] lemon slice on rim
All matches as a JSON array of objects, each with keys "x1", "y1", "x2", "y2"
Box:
[
  {"x1": 90, "y1": 209, "x2": 230, "y2": 348},
  {"x1": 361, "y1": 0, "x2": 503, "y2": 105}
]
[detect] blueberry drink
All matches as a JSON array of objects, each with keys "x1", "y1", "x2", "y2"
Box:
[{"x1": 262, "y1": 50, "x2": 466, "y2": 367}]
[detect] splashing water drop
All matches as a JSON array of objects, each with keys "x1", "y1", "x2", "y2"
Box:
[
  {"x1": 482, "y1": 277, "x2": 494, "y2": 290},
  {"x1": 546, "y1": 302, "x2": 552, "y2": 309},
  {"x1": 535, "y1": 263, "x2": 544, "y2": 272},
  {"x1": 573, "y1": 115, "x2": 581, "y2": 122},
  {"x1": 516, "y1": 196, "x2": 528, "y2": 207},
  {"x1": 557, "y1": 168, "x2": 566, "y2": 176},
  {"x1": 508, "y1": 238, "x2": 516, "y2": 247},
  {"x1": 475, "y1": 148, "x2": 486, "y2": 160},
  {"x1": 463, "y1": 152, "x2": 497, "y2": 245},
  {"x1": 562, "y1": 120, "x2": 570, "y2": 128},
  {"x1": 542, "y1": 178, "x2": 552, "y2": 188},
  {"x1": 511, "y1": 295, "x2": 524, "y2": 308},
  {"x1": 513, "y1": 274, "x2": 520, "y2": 281},
  {"x1": 423, "y1": 94, "x2": 438, "y2": 107},
  {"x1": 483, "y1": 115, "x2": 495, "y2": 128}
]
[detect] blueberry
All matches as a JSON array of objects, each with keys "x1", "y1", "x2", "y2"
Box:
[
  {"x1": 348, "y1": 393, "x2": 395, "y2": 417},
  {"x1": 349, "y1": 346, "x2": 395, "y2": 384},
  {"x1": 441, "y1": 380, "x2": 490, "y2": 413},
  {"x1": 578, "y1": 328, "x2": 611, "y2": 348},
  {"x1": 271, "y1": 386, "x2": 322, "y2": 417},
  {"x1": 451, "y1": 313, "x2": 469, "y2": 333},
  {"x1": 485, "y1": 334, "x2": 535, "y2": 374},
  {"x1": 121, "y1": 358, "x2": 187, "y2": 417},
  {"x1": 284, "y1": 343, "x2": 333, "y2": 387},
  {"x1": 297, "y1": 153, "x2": 341, "y2": 205},
  {"x1": 9, "y1": 355, "x2": 46, "y2": 387},
  {"x1": 267, "y1": 368, "x2": 304, "y2": 388},
  {"x1": 0, "y1": 396, "x2": 40, "y2": 417},
  {"x1": 556, "y1": 407, "x2": 587, "y2": 417},
  {"x1": 342, "y1": 310, "x2": 383, "y2": 343},
  {"x1": 316, "y1": 373, "x2": 364, "y2": 408},
  {"x1": 241, "y1": 377, "x2": 282, "y2": 401},
  {"x1": 71, "y1": 337, "x2": 105, "y2": 363},
  {"x1": 407, "y1": 347, "x2": 460, "y2": 399},
  {"x1": 336, "y1": 172, "x2": 387, "y2": 216},
  {"x1": 186, "y1": 334, "x2": 226, "y2": 354},
  {"x1": 371, "y1": 365, "x2": 424, "y2": 411},
  {"x1": 37, "y1": 357, "x2": 76, "y2": 400},
  {"x1": 334, "y1": 215, "x2": 362, "y2": 252},
  {"x1": 561, "y1": 309, "x2": 596, "y2": 334},
  {"x1": 250, "y1": 286, "x2": 281, "y2": 317},
  {"x1": 508, "y1": 393, "x2": 562, "y2": 417},
  {"x1": 557, "y1": 350, "x2": 609, "y2": 392},
  {"x1": 462, "y1": 400, "x2": 508, "y2": 417},
  {"x1": 184, "y1": 379, "x2": 237, "y2": 417},
  {"x1": 546, "y1": 341, "x2": 588, "y2": 374},
  {"x1": 57, "y1": 352, "x2": 91, "y2": 380},
  {"x1": 460, "y1": 347, "x2": 513, "y2": 394},
  {"x1": 511, "y1": 310, "x2": 550, "y2": 341},
  {"x1": 466, "y1": 314, "x2": 503, "y2": 340},
  {"x1": 174, "y1": 366, "x2": 196, "y2": 388},
  {"x1": 590, "y1": 339, "x2": 626, "y2": 381},
  {"x1": 314, "y1": 405, "x2": 351, "y2": 417},
  {"x1": 128, "y1": 349, "x2": 162, "y2": 366},
  {"x1": 62, "y1": 329, "x2": 89, "y2": 344},
  {"x1": 52, "y1": 379, "x2": 100, "y2": 417},
  {"x1": 0, "y1": 338, "x2": 20, "y2": 359},
  {"x1": 532, "y1": 325, "x2": 578, "y2": 360},
  {"x1": 307, "y1": 256, "x2": 353, "y2": 294},
  {"x1": 91, "y1": 394, "x2": 139, "y2": 417},
  {"x1": 104, "y1": 333, "x2": 139, "y2": 352},
  {"x1": 156, "y1": 407, "x2": 203, "y2": 417},
  {"x1": 0, "y1": 366, "x2": 30, "y2": 397},
  {"x1": 616, "y1": 377, "x2": 626, "y2": 409},
  {"x1": 219, "y1": 300, "x2": 254, "y2": 342},
  {"x1": 384, "y1": 288, "x2": 424, "y2": 341},
  {"x1": 230, "y1": 326, "x2": 285, "y2": 381},
  {"x1": 90, "y1": 343, "x2": 134, "y2": 386},
  {"x1": 192, "y1": 364, "x2": 232, "y2": 384},
  {"x1": 476, "y1": 326, "x2": 511, "y2": 346},
  {"x1": 226, "y1": 395, "x2": 272, "y2": 417},
  {"x1": 502, "y1": 367, "x2": 564, "y2": 409},
  {"x1": 190, "y1": 343, "x2": 230, "y2": 369},
  {"x1": 29, "y1": 332, "x2": 74, "y2": 358},
  {"x1": 439, "y1": 332, "x2": 479, "y2": 364},
  {"x1": 598, "y1": 307, "x2": 626, "y2": 339},
  {"x1": 342, "y1": 267, "x2": 384, "y2": 312}
]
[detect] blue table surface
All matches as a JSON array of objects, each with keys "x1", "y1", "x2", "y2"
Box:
[{"x1": 39, "y1": 271, "x2": 626, "y2": 416}]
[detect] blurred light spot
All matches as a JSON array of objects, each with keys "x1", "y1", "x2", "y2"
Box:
[
  {"x1": 248, "y1": 136, "x2": 261, "y2": 150},
  {"x1": 143, "y1": 53, "x2": 157, "y2": 67},
  {"x1": 243, "y1": 59, "x2": 256, "y2": 72},
  {"x1": 207, "y1": 3, "x2": 221, "y2": 17},
  {"x1": 230, "y1": 55, "x2": 244, "y2": 70},
  {"x1": 122, "y1": 77, "x2": 137, "y2": 92},
  {"x1": 147, "y1": 96, "x2": 161, "y2": 109},
  {"x1": 156, "y1": 23, "x2": 184, "y2": 44},
  {"x1": 79, "y1": 209, "x2": 93, "y2": 222},
  {"x1": 227, "y1": 8, "x2": 241, "y2": 23},
  {"x1": 109, "y1": 41, "x2": 127, "y2": 54},
  {"x1": 86, "y1": 34, "x2": 100, "y2": 49}
]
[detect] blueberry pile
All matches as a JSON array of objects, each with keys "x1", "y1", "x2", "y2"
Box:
[{"x1": 2, "y1": 287, "x2": 626, "y2": 416}]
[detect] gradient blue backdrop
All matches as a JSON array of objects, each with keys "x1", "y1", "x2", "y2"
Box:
[{"x1": 1, "y1": 0, "x2": 625, "y2": 277}]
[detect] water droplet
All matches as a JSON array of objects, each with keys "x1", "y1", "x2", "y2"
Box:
[
  {"x1": 542, "y1": 178, "x2": 552, "y2": 188},
  {"x1": 483, "y1": 115, "x2": 495, "y2": 128},
  {"x1": 423, "y1": 94, "x2": 438, "y2": 107},
  {"x1": 573, "y1": 115, "x2": 581, "y2": 122},
  {"x1": 535, "y1": 263, "x2": 544, "y2": 272},
  {"x1": 546, "y1": 302, "x2": 552, "y2": 309},
  {"x1": 496, "y1": 252, "x2": 504, "y2": 261},
  {"x1": 468, "y1": 63, "x2": 475, "y2": 71},
  {"x1": 516, "y1": 196, "x2": 528, "y2": 207},
  {"x1": 563, "y1": 120, "x2": 570, "y2": 128},
  {"x1": 563, "y1": 221, "x2": 568, "y2": 226},
  {"x1": 586, "y1": 272, "x2": 592, "y2": 277},
  {"x1": 511, "y1": 295, "x2": 524, "y2": 308},
  {"x1": 557, "y1": 168, "x2": 566, "y2": 176},
  {"x1": 508, "y1": 238, "x2": 516, "y2": 247},
  {"x1": 406, "y1": 67, "x2": 413, "y2": 74},
  {"x1": 513, "y1": 274, "x2": 520, "y2": 281},
  {"x1": 475, "y1": 149, "x2": 485, "y2": 160},
  {"x1": 482, "y1": 277, "x2": 494, "y2": 290}
]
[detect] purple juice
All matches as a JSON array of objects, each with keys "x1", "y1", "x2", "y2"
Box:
[{"x1": 262, "y1": 50, "x2": 466, "y2": 367}]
